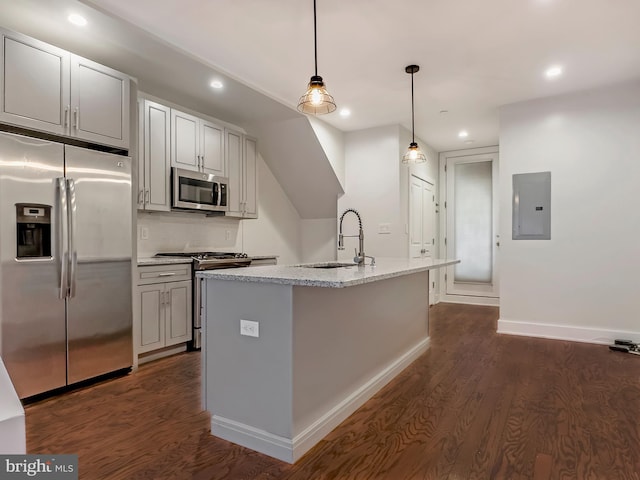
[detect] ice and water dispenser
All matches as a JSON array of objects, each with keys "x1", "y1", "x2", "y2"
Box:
[{"x1": 16, "y1": 203, "x2": 52, "y2": 258}]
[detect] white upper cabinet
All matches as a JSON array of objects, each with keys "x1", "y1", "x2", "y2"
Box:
[
  {"x1": 226, "y1": 128, "x2": 243, "y2": 216},
  {"x1": 0, "y1": 30, "x2": 70, "y2": 136},
  {"x1": 0, "y1": 28, "x2": 130, "y2": 150},
  {"x1": 139, "y1": 99, "x2": 171, "y2": 212},
  {"x1": 225, "y1": 128, "x2": 258, "y2": 219},
  {"x1": 171, "y1": 109, "x2": 199, "y2": 170},
  {"x1": 200, "y1": 119, "x2": 225, "y2": 176},
  {"x1": 70, "y1": 55, "x2": 130, "y2": 149},
  {"x1": 243, "y1": 135, "x2": 258, "y2": 218},
  {"x1": 171, "y1": 109, "x2": 225, "y2": 176}
]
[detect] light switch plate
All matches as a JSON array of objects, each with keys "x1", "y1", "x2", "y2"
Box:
[{"x1": 378, "y1": 223, "x2": 391, "y2": 234}]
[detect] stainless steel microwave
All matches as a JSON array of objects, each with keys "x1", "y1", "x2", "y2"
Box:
[{"x1": 172, "y1": 167, "x2": 228, "y2": 213}]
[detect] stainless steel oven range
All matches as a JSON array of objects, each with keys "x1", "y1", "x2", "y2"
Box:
[{"x1": 154, "y1": 252, "x2": 251, "y2": 349}]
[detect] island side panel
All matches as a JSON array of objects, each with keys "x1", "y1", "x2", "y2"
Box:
[
  {"x1": 203, "y1": 278, "x2": 294, "y2": 454},
  {"x1": 291, "y1": 271, "x2": 430, "y2": 447}
]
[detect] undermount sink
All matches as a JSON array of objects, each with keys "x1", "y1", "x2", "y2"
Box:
[{"x1": 297, "y1": 262, "x2": 357, "y2": 269}]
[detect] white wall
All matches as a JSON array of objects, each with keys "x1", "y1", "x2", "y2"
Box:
[
  {"x1": 307, "y1": 117, "x2": 346, "y2": 191},
  {"x1": 138, "y1": 154, "x2": 302, "y2": 265},
  {"x1": 338, "y1": 125, "x2": 439, "y2": 262},
  {"x1": 300, "y1": 218, "x2": 337, "y2": 263},
  {"x1": 247, "y1": 117, "x2": 343, "y2": 219},
  {"x1": 242, "y1": 155, "x2": 302, "y2": 265},
  {"x1": 498, "y1": 80, "x2": 640, "y2": 343},
  {"x1": 338, "y1": 126, "x2": 403, "y2": 260}
]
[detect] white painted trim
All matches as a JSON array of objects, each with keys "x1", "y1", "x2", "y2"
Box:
[
  {"x1": 440, "y1": 295, "x2": 500, "y2": 307},
  {"x1": 211, "y1": 415, "x2": 294, "y2": 463},
  {"x1": 497, "y1": 319, "x2": 640, "y2": 345},
  {"x1": 210, "y1": 337, "x2": 430, "y2": 464},
  {"x1": 291, "y1": 337, "x2": 430, "y2": 462},
  {"x1": 137, "y1": 343, "x2": 187, "y2": 365},
  {"x1": 439, "y1": 145, "x2": 499, "y2": 157}
]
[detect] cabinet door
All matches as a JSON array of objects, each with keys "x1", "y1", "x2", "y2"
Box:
[
  {"x1": 201, "y1": 120, "x2": 225, "y2": 176},
  {"x1": 165, "y1": 280, "x2": 192, "y2": 346},
  {"x1": 70, "y1": 55, "x2": 130, "y2": 149},
  {"x1": 225, "y1": 128, "x2": 243, "y2": 217},
  {"x1": 143, "y1": 100, "x2": 171, "y2": 211},
  {"x1": 138, "y1": 284, "x2": 165, "y2": 354},
  {"x1": 137, "y1": 99, "x2": 145, "y2": 209},
  {"x1": 243, "y1": 135, "x2": 258, "y2": 218},
  {"x1": 171, "y1": 109, "x2": 199, "y2": 170},
  {"x1": 0, "y1": 29, "x2": 70, "y2": 136}
]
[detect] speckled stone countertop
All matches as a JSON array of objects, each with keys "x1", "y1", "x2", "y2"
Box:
[
  {"x1": 196, "y1": 257, "x2": 459, "y2": 288},
  {"x1": 138, "y1": 255, "x2": 278, "y2": 266},
  {"x1": 137, "y1": 257, "x2": 194, "y2": 266}
]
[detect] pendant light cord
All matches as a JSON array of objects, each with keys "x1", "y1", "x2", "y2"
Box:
[
  {"x1": 411, "y1": 71, "x2": 415, "y2": 143},
  {"x1": 313, "y1": 0, "x2": 318, "y2": 76}
]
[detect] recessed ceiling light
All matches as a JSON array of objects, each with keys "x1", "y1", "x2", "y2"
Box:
[
  {"x1": 68, "y1": 14, "x2": 87, "y2": 27},
  {"x1": 545, "y1": 65, "x2": 563, "y2": 79},
  {"x1": 339, "y1": 108, "x2": 351, "y2": 117},
  {"x1": 458, "y1": 130, "x2": 469, "y2": 138},
  {"x1": 210, "y1": 80, "x2": 224, "y2": 89}
]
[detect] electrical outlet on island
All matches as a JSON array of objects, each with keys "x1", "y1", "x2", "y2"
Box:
[{"x1": 240, "y1": 319, "x2": 259, "y2": 338}]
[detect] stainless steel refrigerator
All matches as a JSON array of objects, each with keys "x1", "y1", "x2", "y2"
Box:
[{"x1": 0, "y1": 131, "x2": 133, "y2": 399}]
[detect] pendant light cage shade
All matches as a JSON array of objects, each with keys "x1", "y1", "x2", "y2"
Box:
[
  {"x1": 402, "y1": 142, "x2": 427, "y2": 164},
  {"x1": 298, "y1": 75, "x2": 337, "y2": 114},
  {"x1": 402, "y1": 64, "x2": 427, "y2": 164},
  {"x1": 298, "y1": 0, "x2": 336, "y2": 115}
]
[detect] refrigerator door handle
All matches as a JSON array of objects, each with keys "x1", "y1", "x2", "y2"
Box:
[
  {"x1": 57, "y1": 178, "x2": 69, "y2": 299},
  {"x1": 67, "y1": 178, "x2": 78, "y2": 298}
]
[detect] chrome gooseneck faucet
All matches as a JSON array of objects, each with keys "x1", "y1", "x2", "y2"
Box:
[{"x1": 338, "y1": 208, "x2": 375, "y2": 265}]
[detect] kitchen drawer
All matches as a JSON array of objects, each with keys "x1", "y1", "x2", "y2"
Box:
[{"x1": 137, "y1": 264, "x2": 191, "y2": 285}]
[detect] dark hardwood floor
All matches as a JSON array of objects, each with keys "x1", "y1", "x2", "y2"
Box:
[{"x1": 25, "y1": 303, "x2": 640, "y2": 479}]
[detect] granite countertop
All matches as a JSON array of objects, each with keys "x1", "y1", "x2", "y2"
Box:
[
  {"x1": 196, "y1": 257, "x2": 459, "y2": 288},
  {"x1": 137, "y1": 257, "x2": 194, "y2": 266},
  {"x1": 138, "y1": 254, "x2": 278, "y2": 266}
]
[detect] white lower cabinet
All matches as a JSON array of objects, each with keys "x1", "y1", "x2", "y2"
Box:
[{"x1": 137, "y1": 265, "x2": 192, "y2": 355}]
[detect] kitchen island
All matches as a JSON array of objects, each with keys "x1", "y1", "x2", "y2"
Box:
[{"x1": 197, "y1": 257, "x2": 458, "y2": 463}]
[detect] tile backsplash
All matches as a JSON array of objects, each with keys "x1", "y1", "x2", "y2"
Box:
[{"x1": 137, "y1": 211, "x2": 242, "y2": 256}]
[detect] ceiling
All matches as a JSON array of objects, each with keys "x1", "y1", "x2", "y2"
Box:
[{"x1": 2, "y1": 0, "x2": 640, "y2": 153}]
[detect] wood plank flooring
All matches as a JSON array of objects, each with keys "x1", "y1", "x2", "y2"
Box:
[{"x1": 25, "y1": 303, "x2": 640, "y2": 479}]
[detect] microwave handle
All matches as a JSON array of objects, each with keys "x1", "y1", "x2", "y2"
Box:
[{"x1": 213, "y1": 182, "x2": 219, "y2": 205}]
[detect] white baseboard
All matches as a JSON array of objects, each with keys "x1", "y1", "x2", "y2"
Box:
[
  {"x1": 291, "y1": 337, "x2": 430, "y2": 462},
  {"x1": 211, "y1": 337, "x2": 431, "y2": 464},
  {"x1": 497, "y1": 318, "x2": 639, "y2": 345},
  {"x1": 211, "y1": 416, "x2": 294, "y2": 463},
  {"x1": 440, "y1": 294, "x2": 500, "y2": 306},
  {"x1": 137, "y1": 343, "x2": 187, "y2": 365}
]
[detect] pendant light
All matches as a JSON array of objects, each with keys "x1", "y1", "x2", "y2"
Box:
[
  {"x1": 297, "y1": 0, "x2": 336, "y2": 115},
  {"x1": 402, "y1": 65, "x2": 427, "y2": 164}
]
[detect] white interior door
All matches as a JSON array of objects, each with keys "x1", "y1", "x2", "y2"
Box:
[
  {"x1": 445, "y1": 153, "x2": 499, "y2": 299},
  {"x1": 410, "y1": 175, "x2": 435, "y2": 258},
  {"x1": 409, "y1": 175, "x2": 436, "y2": 303}
]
